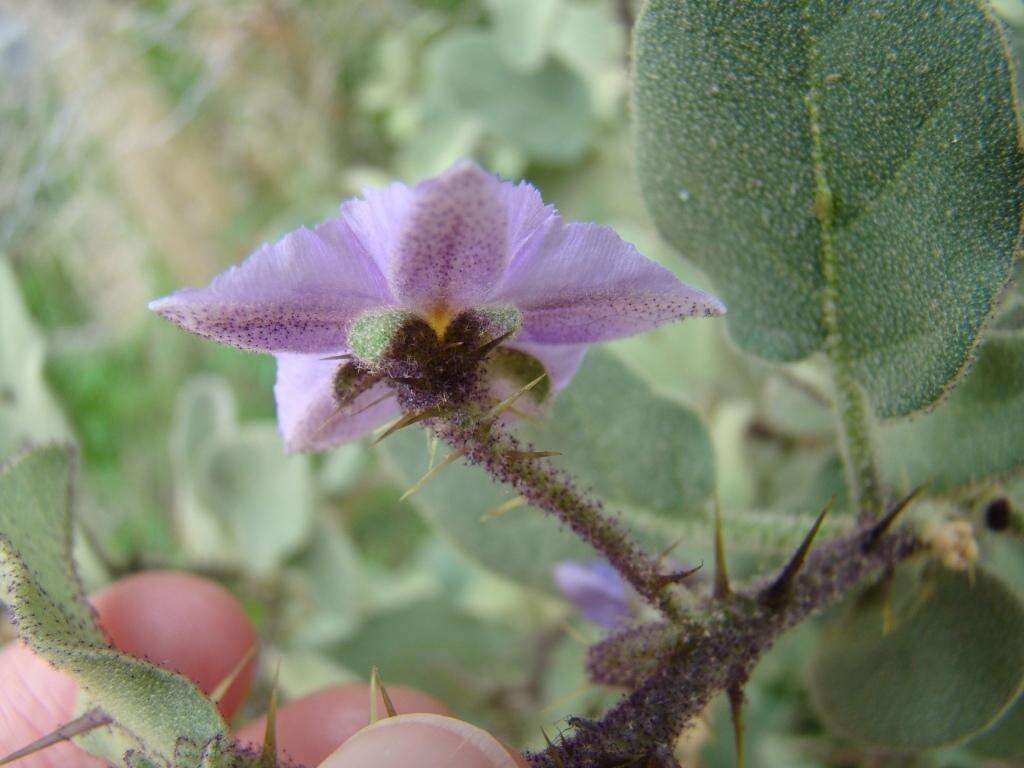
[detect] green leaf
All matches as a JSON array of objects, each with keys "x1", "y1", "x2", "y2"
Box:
[
  {"x1": 423, "y1": 30, "x2": 593, "y2": 164},
  {"x1": 550, "y1": 1, "x2": 626, "y2": 116},
  {"x1": 195, "y1": 425, "x2": 313, "y2": 578},
  {"x1": 0, "y1": 447, "x2": 226, "y2": 766},
  {"x1": 485, "y1": 0, "x2": 561, "y2": 72},
  {"x1": 634, "y1": 0, "x2": 1024, "y2": 417},
  {"x1": 328, "y1": 598, "x2": 527, "y2": 733},
  {"x1": 0, "y1": 257, "x2": 71, "y2": 457},
  {"x1": 880, "y1": 333, "x2": 1024, "y2": 491},
  {"x1": 377, "y1": 350, "x2": 715, "y2": 593},
  {"x1": 809, "y1": 562, "x2": 1024, "y2": 750},
  {"x1": 968, "y1": 692, "x2": 1024, "y2": 760},
  {"x1": 170, "y1": 376, "x2": 314, "y2": 577}
]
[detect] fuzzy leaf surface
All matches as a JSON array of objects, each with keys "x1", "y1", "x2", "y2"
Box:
[
  {"x1": 0, "y1": 447, "x2": 227, "y2": 767},
  {"x1": 634, "y1": 0, "x2": 1024, "y2": 417},
  {"x1": 809, "y1": 563, "x2": 1024, "y2": 749}
]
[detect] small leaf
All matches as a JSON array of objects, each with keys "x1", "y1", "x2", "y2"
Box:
[
  {"x1": 0, "y1": 258, "x2": 72, "y2": 456},
  {"x1": 809, "y1": 562, "x2": 1024, "y2": 749},
  {"x1": 0, "y1": 447, "x2": 227, "y2": 766}
]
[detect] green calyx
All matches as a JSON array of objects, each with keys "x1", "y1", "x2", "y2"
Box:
[{"x1": 348, "y1": 309, "x2": 418, "y2": 366}]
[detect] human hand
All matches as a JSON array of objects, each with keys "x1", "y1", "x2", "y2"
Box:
[{"x1": 0, "y1": 572, "x2": 528, "y2": 768}]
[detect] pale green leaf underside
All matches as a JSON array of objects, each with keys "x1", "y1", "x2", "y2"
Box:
[
  {"x1": 378, "y1": 350, "x2": 715, "y2": 593},
  {"x1": 0, "y1": 257, "x2": 72, "y2": 456},
  {"x1": 0, "y1": 447, "x2": 226, "y2": 766},
  {"x1": 809, "y1": 563, "x2": 1024, "y2": 749},
  {"x1": 635, "y1": 0, "x2": 1024, "y2": 417},
  {"x1": 424, "y1": 30, "x2": 592, "y2": 163}
]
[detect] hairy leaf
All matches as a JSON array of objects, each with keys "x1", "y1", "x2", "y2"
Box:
[
  {"x1": 881, "y1": 332, "x2": 1024, "y2": 491},
  {"x1": 635, "y1": 0, "x2": 1024, "y2": 417},
  {"x1": 0, "y1": 447, "x2": 227, "y2": 766},
  {"x1": 809, "y1": 562, "x2": 1024, "y2": 749}
]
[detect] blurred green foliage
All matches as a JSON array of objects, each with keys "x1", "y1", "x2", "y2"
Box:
[{"x1": 2, "y1": 1, "x2": 1024, "y2": 765}]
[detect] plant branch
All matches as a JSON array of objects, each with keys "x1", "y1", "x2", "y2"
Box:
[
  {"x1": 432, "y1": 410, "x2": 689, "y2": 621},
  {"x1": 528, "y1": 519, "x2": 920, "y2": 767}
]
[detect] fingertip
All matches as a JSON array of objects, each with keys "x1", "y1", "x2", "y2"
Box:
[
  {"x1": 235, "y1": 683, "x2": 448, "y2": 767},
  {"x1": 0, "y1": 643, "x2": 104, "y2": 768},
  {"x1": 319, "y1": 713, "x2": 528, "y2": 768},
  {"x1": 92, "y1": 571, "x2": 257, "y2": 718}
]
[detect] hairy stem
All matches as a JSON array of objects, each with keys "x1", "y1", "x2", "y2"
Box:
[
  {"x1": 828, "y1": 356, "x2": 884, "y2": 520},
  {"x1": 805, "y1": 50, "x2": 884, "y2": 520},
  {"x1": 433, "y1": 411, "x2": 687, "y2": 621},
  {"x1": 528, "y1": 521, "x2": 920, "y2": 767}
]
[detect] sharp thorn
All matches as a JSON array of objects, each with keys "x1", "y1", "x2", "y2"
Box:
[
  {"x1": 481, "y1": 374, "x2": 547, "y2": 423},
  {"x1": 319, "y1": 353, "x2": 352, "y2": 361},
  {"x1": 864, "y1": 484, "x2": 928, "y2": 550},
  {"x1": 472, "y1": 328, "x2": 518, "y2": 359},
  {"x1": 258, "y1": 664, "x2": 281, "y2": 768},
  {"x1": 654, "y1": 561, "x2": 703, "y2": 588},
  {"x1": 400, "y1": 450, "x2": 465, "y2": 501},
  {"x1": 373, "y1": 406, "x2": 444, "y2": 445},
  {"x1": 370, "y1": 666, "x2": 398, "y2": 720},
  {"x1": 713, "y1": 498, "x2": 732, "y2": 600},
  {"x1": 761, "y1": 497, "x2": 833, "y2": 607},
  {"x1": 426, "y1": 433, "x2": 439, "y2": 472},
  {"x1": 480, "y1": 495, "x2": 527, "y2": 522},
  {"x1": 210, "y1": 644, "x2": 257, "y2": 704},
  {"x1": 0, "y1": 708, "x2": 112, "y2": 766},
  {"x1": 504, "y1": 450, "x2": 561, "y2": 461},
  {"x1": 728, "y1": 685, "x2": 745, "y2": 768},
  {"x1": 656, "y1": 536, "x2": 685, "y2": 566},
  {"x1": 540, "y1": 728, "x2": 567, "y2": 768}
]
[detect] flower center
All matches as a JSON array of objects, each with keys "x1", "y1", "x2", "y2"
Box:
[{"x1": 423, "y1": 305, "x2": 454, "y2": 339}]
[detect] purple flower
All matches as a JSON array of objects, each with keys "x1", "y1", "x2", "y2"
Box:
[
  {"x1": 150, "y1": 161, "x2": 724, "y2": 452},
  {"x1": 554, "y1": 561, "x2": 632, "y2": 629}
]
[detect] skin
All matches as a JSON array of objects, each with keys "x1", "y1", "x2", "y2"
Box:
[{"x1": 0, "y1": 572, "x2": 528, "y2": 768}]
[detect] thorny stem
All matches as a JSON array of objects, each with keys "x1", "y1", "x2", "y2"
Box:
[
  {"x1": 527, "y1": 521, "x2": 920, "y2": 767},
  {"x1": 432, "y1": 410, "x2": 689, "y2": 622}
]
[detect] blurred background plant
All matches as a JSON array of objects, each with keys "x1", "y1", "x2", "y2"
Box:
[{"x1": 2, "y1": 1, "x2": 1023, "y2": 766}]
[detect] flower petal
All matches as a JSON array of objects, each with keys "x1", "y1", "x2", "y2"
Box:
[
  {"x1": 507, "y1": 341, "x2": 588, "y2": 392},
  {"x1": 388, "y1": 161, "x2": 508, "y2": 311},
  {"x1": 553, "y1": 561, "x2": 631, "y2": 629},
  {"x1": 338, "y1": 181, "x2": 416, "y2": 280},
  {"x1": 274, "y1": 354, "x2": 400, "y2": 453},
  {"x1": 149, "y1": 220, "x2": 390, "y2": 354},
  {"x1": 501, "y1": 179, "x2": 557, "y2": 266},
  {"x1": 495, "y1": 221, "x2": 725, "y2": 344}
]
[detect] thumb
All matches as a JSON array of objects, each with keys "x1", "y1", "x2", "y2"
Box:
[{"x1": 318, "y1": 713, "x2": 529, "y2": 768}]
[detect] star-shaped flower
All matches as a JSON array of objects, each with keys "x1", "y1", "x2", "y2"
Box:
[{"x1": 150, "y1": 161, "x2": 724, "y2": 452}]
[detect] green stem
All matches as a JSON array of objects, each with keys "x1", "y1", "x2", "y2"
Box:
[
  {"x1": 804, "y1": 57, "x2": 884, "y2": 520},
  {"x1": 828, "y1": 351, "x2": 884, "y2": 519}
]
